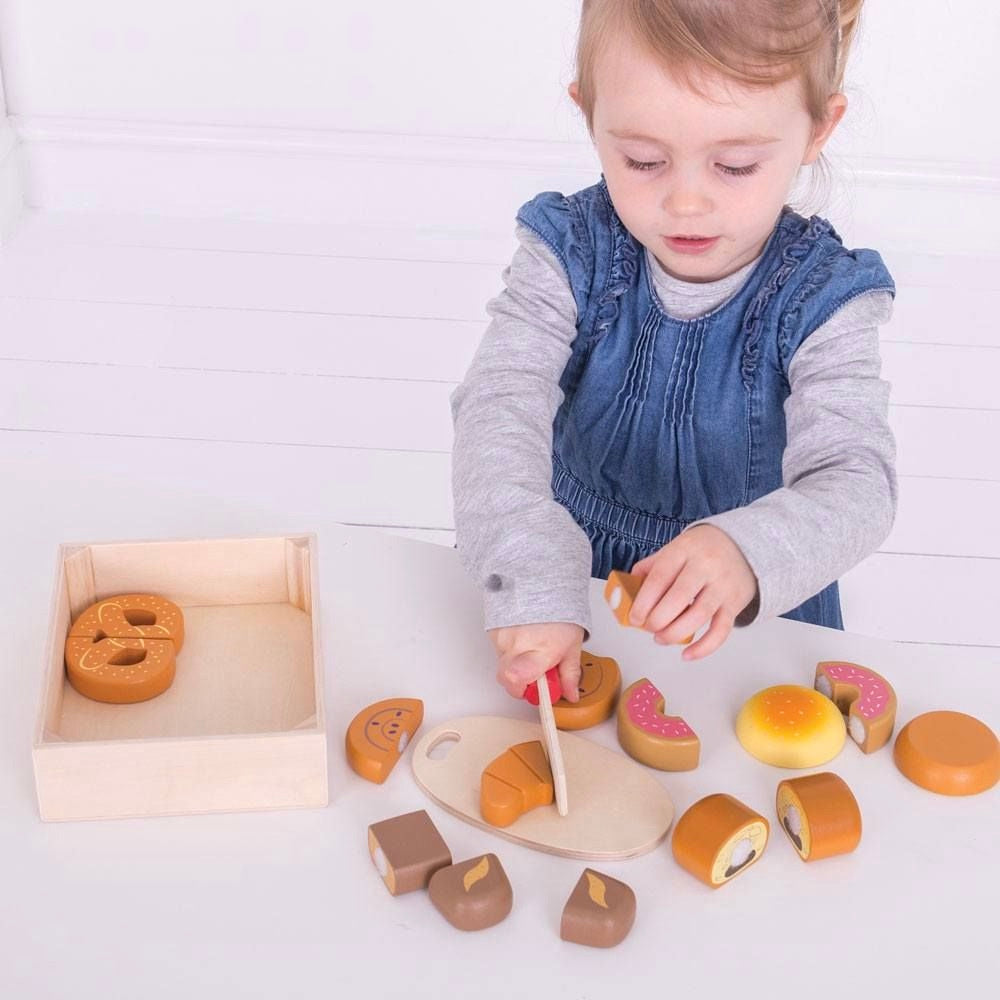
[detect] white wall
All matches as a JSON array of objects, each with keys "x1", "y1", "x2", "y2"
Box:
[
  {"x1": 0, "y1": 0, "x2": 996, "y2": 247},
  {"x1": 0, "y1": 44, "x2": 23, "y2": 241},
  {"x1": 0, "y1": 0, "x2": 995, "y2": 162}
]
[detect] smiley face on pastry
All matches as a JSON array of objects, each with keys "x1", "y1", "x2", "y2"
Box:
[
  {"x1": 346, "y1": 698, "x2": 424, "y2": 784},
  {"x1": 552, "y1": 651, "x2": 621, "y2": 731}
]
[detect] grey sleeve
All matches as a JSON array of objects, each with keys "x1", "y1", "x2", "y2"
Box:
[
  {"x1": 692, "y1": 290, "x2": 897, "y2": 624},
  {"x1": 449, "y1": 224, "x2": 595, "y2": 637}
]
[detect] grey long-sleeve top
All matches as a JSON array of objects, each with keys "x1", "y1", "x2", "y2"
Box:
[{"x1": 450, "y1": 223, "x2": 897, "y2": 638}]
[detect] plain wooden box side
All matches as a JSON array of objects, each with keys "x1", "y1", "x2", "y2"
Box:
[
  {"x1": 33, "y1": 731, "x2": 329, "y2": 822},
  {"x1": 32, "y1": 533, "x2": 329, "y2": 821}
]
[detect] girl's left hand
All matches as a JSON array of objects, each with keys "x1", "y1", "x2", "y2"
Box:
[{"x1": 627, "y1": 524, "x2": 758, "y2": 661}]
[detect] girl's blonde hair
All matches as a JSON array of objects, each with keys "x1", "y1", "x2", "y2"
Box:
[{"x1": 573, "y1": 0, "x2": 865, "y2": 211}]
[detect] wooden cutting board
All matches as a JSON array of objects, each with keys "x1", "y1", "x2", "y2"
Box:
[{"x1": 411, "y1": 716, "x2": 675, "y2": 860}]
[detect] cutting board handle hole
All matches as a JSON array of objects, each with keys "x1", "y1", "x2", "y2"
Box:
[{"x1": 426, "y1": 732, "x2": 461, "y2": 760}]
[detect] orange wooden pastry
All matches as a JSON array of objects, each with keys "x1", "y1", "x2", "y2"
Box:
[
  {"x1": 603, "y1": 570, "x2": 693, "y2": 641},
  {"x1": 893, "y1": 711, "x2": 999, "y2": 796},
  {"x1": 552, "y1": 651, "x2": 621, "y2": 731},
  {"x1": 775, "y1": 772, "x2": 862, "y2": 861},
  {"x1": 617, "y1": 678, "x2": 699, "y2": 770},
  {"x1": 64, "y1": 593, "x2": 185, "y2": 704},
  {"x1": 346, "y1": 697, "x2": 424, "y2": 784},
  {"x1": 604, "y1": 571, "x2": 643, "y2": 627},
  {"x1": 480, "y1": 740, "x2": 553, "y2": 828},
  {"x1": 672, "y1": 793, "x2": 769, "y2": 888}
]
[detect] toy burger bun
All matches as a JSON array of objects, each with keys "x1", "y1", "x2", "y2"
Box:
[
  {"x1": 552, "y1": 651, "x2": 621, "y2": 731},
  {"x1": 815, "y1": 661, "x2": 897, "y2": 753},
  {"x1": 776, "y1": 772, "x2": 862, "y2": 862},
  {"x1": 672, "y1": 794, "x2": 769, "y2": 888},
  {"x1": 346, "y1": 697, "x2": 424, "y2": 784},
  {"x1": 64, "y1": 593, "x2": 185, "y2": 704},
  {"x1": 736, "y1": 685, "x2": 846, "y2": 768},
  {"x1": 617, "y1": 678, "x2": 699, "y2": 770}
]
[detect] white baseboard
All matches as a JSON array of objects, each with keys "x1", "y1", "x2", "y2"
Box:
[
  {"x1": 10, "y1": 115, "x2": 1000, "y2": 255},
  {"x1": 0, "y1": 121, "x2": 24, "y2": 244}
]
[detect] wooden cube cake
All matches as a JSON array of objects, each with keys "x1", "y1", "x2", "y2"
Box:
[{"x1": 32, "y1": 534, "x2": 328, "y2": 821}]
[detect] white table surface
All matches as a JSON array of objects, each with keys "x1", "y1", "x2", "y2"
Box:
[{"x1": 3, "y1": 519, "x2": 998, "y2": 999}]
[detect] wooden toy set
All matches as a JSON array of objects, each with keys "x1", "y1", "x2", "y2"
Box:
[
  {"x1": 35, "y1": 543, "x2": 998, "y2": 943},
  {"x1": 346, "y1": 566, "x2": 998, "y2": 944},
  {"x1": 366, "y1": 807, "x2": 635, "y2": 944}
]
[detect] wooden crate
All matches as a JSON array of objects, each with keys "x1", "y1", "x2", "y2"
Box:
[{"x1": 32, "y1": 533, "x2": 329, "y2": 821}]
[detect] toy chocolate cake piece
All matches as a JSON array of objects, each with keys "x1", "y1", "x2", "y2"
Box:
[
  {"x1": 560, "y1": 869, "x2": 636, "y2": 948},
  {"x1": 672, "y1": 793, "x2": 769, "y2": 888},
  {"x1": 480, "y1": 740, "x2": 554, "y2": 827},
  {"x1": 428, "y1": 854, "x2": 513, "y2": 931},
  {"x1": 367, "y1": 809, "x2": 452, "y2": 895},
  {"x1": 775, "y1": 772, "x2": 862, "y2": 861},
  {"x1": 815, "y1": 661, "x2": 897, "y2": 753}
]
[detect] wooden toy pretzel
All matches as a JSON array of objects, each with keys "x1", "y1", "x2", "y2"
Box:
[{"x1": 64, "y1": 593, "x2": 185, "y2": 704}]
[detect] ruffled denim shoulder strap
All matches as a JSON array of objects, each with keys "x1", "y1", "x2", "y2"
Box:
[
  {"x1": 515, "y1": 185, "x2": 596, "y2": 322},
  {"x1": 516, "y1": 177, "x2": 641, "y2": 347},
  {"x1": 739, "y1": 212, "x2": 896, "y2": 386},
  {"x1": 776, "y1": 240, "x2": 897, "y2": 374}
]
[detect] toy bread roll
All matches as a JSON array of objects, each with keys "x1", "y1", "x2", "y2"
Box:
[
  {"x1": 345, "y1": 697, "x2": 424, "y2": 784},
  {"x1": 672, "y1": 793, "x2": 769, "y2": 888},
  {"x1": 815, "y1": 661, "x2": 897, "y2": 753},
  {"x1": 552, "y1": 651, "x2": 621, "y2": 731},
  {"x1": 617, "y1": 678, "x2": 699, "y2": 770},
  {"x1": 64, "y1": 593, "x2": 185, "y2": 704},
  {"x1": 736, "y1": 685, "x2": 846, "y2": 768},
  {"x1": 775, "y1": 772, "x2": 862, "y2": 861}
]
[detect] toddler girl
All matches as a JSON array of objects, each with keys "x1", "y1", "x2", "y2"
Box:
[{"x1": 450, "y1": 0, "x2": 895, "y2": 701}]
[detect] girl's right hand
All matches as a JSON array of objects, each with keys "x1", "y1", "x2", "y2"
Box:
[{"x1": 487, "y1": 622, "x2": 585, "y2": 703}]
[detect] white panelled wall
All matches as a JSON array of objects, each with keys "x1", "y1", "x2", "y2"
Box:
[{"x1": 0, "y1": 2, "x2": 998, "y2": 649}]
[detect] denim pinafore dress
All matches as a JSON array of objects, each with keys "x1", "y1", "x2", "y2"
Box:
[{"x1": 516, "y1": 177, "x2": 895, "y2": 629}]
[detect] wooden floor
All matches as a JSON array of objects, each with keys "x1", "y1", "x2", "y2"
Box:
[{"x1": 2, "y1": 207, "x2": 998, "y2": 655}]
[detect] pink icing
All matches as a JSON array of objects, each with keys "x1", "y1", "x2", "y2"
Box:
[
  {"x1": 820, "y1": 662, "x2": 892, "y2": 719},
  {"x1": 626, "y1": 681, "x2": 695, "y2": 738}
]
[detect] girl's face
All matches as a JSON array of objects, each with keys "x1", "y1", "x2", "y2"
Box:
[{"x1": 575, "y1": 33, "x2": 844, "y2": 283}]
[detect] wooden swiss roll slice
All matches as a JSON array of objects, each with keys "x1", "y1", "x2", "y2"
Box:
[
  {"x1": 775, "y1": 772, "x2": 862, "y2": 861},
  {"x1": 671, "y1": 793, "x2": 769, "y2": 888}
]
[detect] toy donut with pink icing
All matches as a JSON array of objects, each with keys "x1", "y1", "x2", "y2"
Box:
[
  {"x1": 814, "y1": 661, "x2": 897, "y2": 753},
  {"x1": 616, "y1": 678, "x2": 699, "y2": 771}
]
